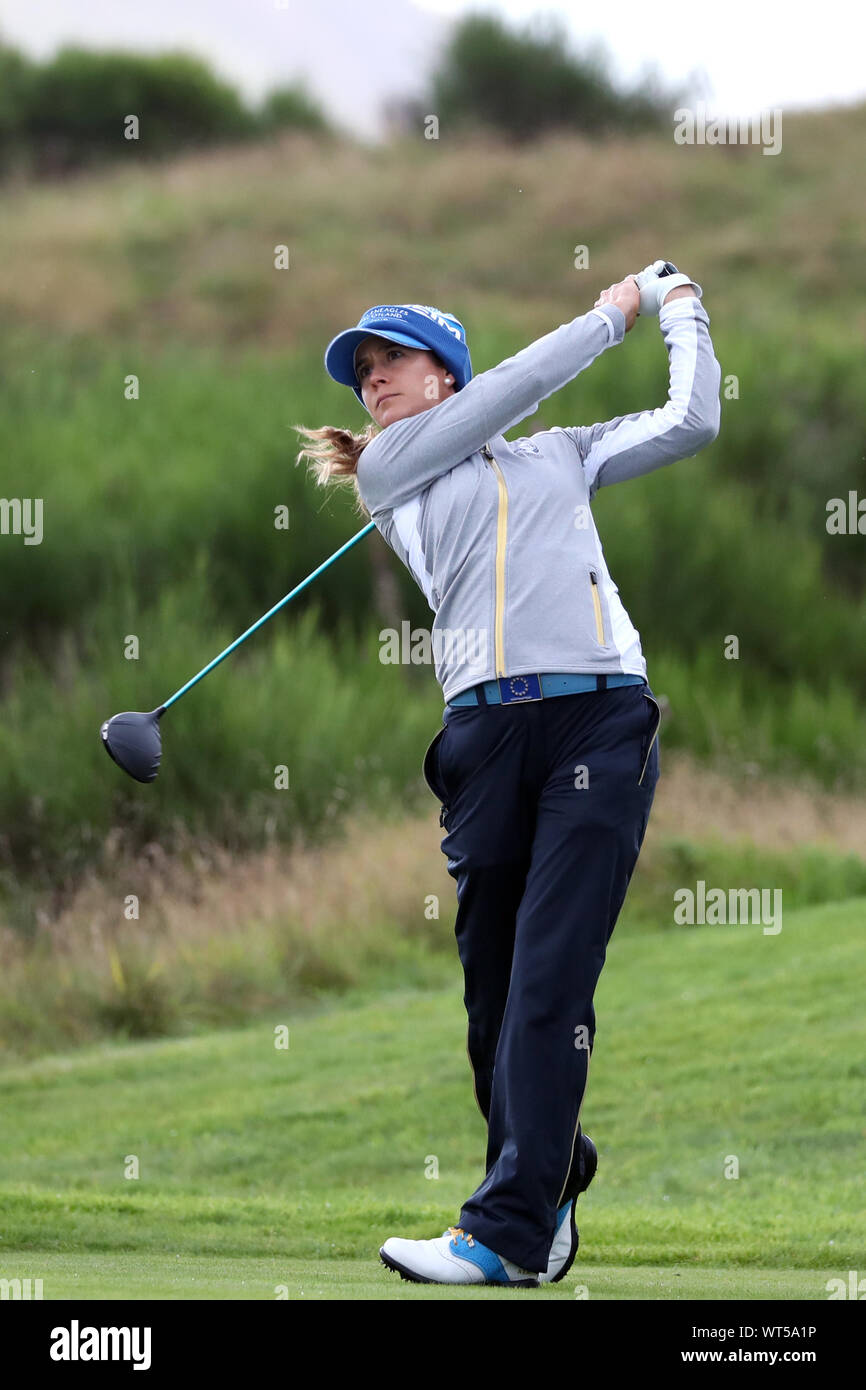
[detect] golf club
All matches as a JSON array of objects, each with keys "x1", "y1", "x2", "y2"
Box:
[{"x1": 100, "y1": 520, "x2": 376, "y2": 783}]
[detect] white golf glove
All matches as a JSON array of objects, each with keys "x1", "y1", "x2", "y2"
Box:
[{"x1": 634, "y1": 260, "x2": 703, "y2": 316}]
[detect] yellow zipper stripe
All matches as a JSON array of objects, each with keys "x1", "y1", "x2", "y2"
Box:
[
  {"x1": 484, "y1": 444, "x2": 508, "y2": 677},
  {"x1": 590, "y1": 571, "x2": 605, "y2": 645}
]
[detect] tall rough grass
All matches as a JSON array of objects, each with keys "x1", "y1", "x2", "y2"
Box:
[{"x1": 2, "y1": 802, "x2": 864, "y2": 1060}]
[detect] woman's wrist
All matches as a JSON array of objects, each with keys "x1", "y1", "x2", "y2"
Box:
[{"x1": 661, "y1": 284, "x2": 698, "y2": 306}]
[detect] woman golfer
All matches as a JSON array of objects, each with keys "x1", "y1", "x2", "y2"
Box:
[{"x1": 296, "y1": 265, "x2": 721, "y2": 1286}]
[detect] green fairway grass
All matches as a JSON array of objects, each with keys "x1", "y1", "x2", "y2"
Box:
[
  {"x1": 0, "y1": 1253, "x2": 833, "y2": 1300},
  {"x1": 1, "y1": 898, "x2": 863, "y2": 1299}
]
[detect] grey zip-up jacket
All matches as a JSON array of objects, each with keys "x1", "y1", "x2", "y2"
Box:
[{"x1": 355, "y1": 295, "x2": 721, "y2": 704}]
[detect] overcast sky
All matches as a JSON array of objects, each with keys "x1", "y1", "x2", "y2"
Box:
[{"x1": 1, "y1": 0, "x2": 862, "y2": 140}]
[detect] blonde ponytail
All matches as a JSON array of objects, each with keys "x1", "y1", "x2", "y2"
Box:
[{"x1": 293, "y1": 422, "x2": 380, "y2": 520}]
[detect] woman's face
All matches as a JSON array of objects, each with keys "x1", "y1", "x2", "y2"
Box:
[{"x1": 355, "y1": 335, "x2": 456, "y2": 427}]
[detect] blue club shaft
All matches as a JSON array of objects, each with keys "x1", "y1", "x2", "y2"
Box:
[{"x1": 162, "y1": 521, "x2": 376, "y2": 711}]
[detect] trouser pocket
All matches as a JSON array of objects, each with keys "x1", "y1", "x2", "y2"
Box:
[
  {"x1": 422, "y1": 725, "x2": 450, "y2": 821},
  {"x1": 638, "y1": 689, "x2": 662, "y2": 787}
]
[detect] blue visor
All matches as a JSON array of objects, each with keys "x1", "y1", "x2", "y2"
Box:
[{"x1": 324, "y1": 303, "x2": 473, "y2": 409}]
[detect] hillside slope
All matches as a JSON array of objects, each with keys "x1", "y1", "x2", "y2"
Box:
[{"x1": 1, "y1": 105, "x2": 864, "y2": 350}]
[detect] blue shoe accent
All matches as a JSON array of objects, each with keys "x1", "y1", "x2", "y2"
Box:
[{"x1": 449, "y1": 1231, "x2": 515, "y2": 1284}]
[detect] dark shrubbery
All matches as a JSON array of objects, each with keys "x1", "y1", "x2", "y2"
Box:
[
  {"x1": 0, "y1": 41, "x2": 331, "y2": 178},
  {"x1": 423, "y1": 12, "x2": 684, "y2": 142}
]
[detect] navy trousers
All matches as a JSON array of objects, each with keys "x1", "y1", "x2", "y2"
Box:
[{"x1": 422, "y1": 679, "x2": 661, "y2": 1272}]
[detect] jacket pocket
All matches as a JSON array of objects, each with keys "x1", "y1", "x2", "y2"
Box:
[
  {"x1": 589, "y1": 569, "x2": 607, "y2": 646},
  {"x1": 638, "y1": 690, "x2": 662, "y2": 787}
]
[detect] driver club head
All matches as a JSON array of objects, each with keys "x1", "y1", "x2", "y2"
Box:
[{"x1": 100, "y1": 707, "x2": 166, "y2": 783}]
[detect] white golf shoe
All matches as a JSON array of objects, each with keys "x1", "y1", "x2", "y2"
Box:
[
  {"x1": 381, "y1": 1134, "x2": 598, "y2": 1287},
  {"x1": 380, "y1": 1226, "x2": 539, "y2": 1287}
]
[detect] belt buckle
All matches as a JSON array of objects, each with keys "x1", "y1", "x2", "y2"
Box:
[{"x1": 497, "y1": 674, "x2": 543, "y2": 704}]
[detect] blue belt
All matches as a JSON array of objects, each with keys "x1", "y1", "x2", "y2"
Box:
[{"x1": 447, "y1": 672, "x2": 646, "y2": 707}]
